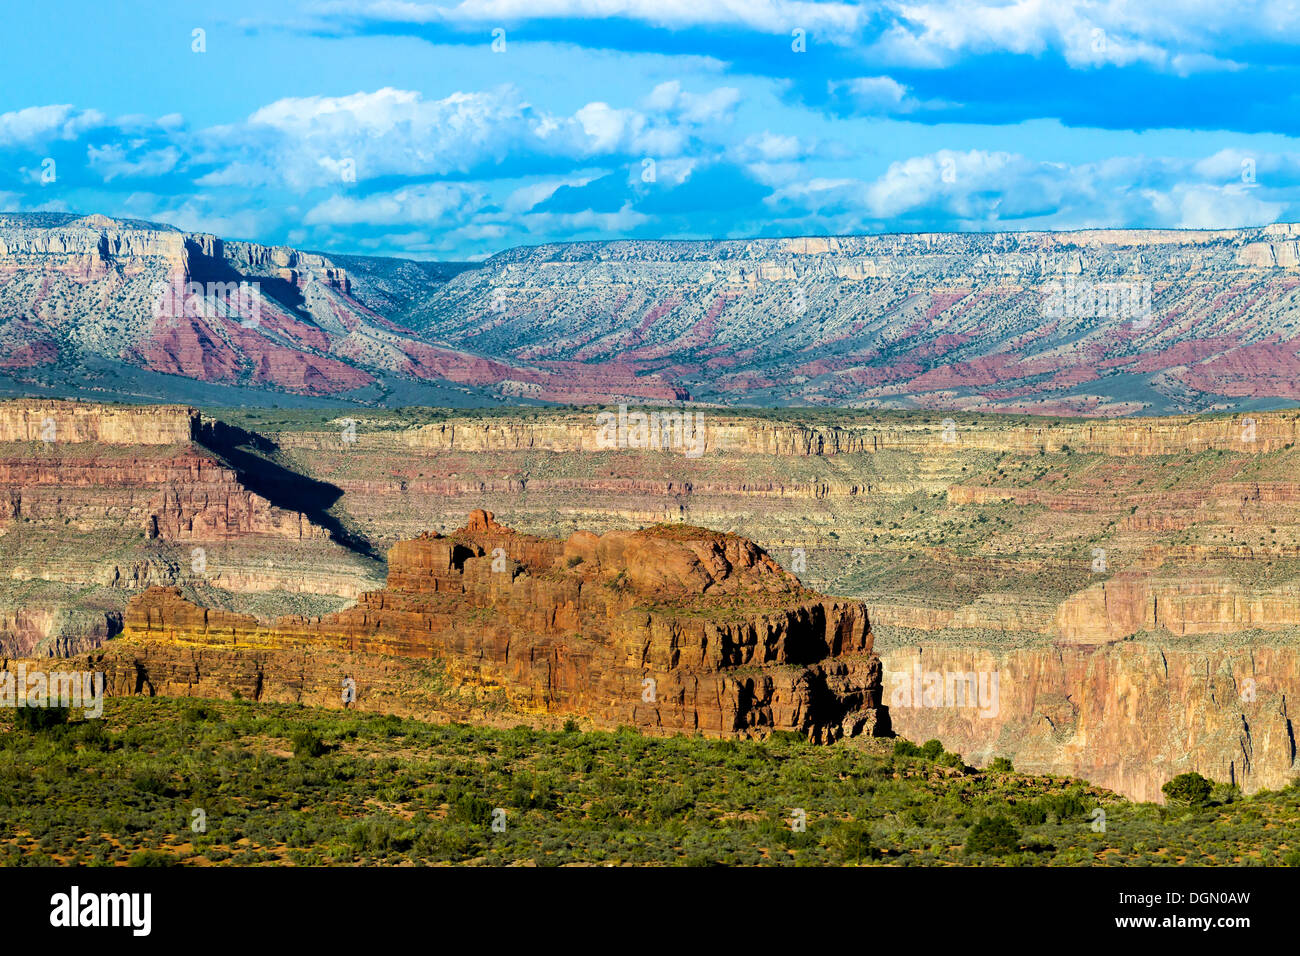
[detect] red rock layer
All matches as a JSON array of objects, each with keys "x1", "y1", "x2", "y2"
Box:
[
  {"x1": 0, "y1": 446, "x2": 327, "y2": 542},
  {"x1": 121, "y1": 511, "x2": 886, "y2": 741}
]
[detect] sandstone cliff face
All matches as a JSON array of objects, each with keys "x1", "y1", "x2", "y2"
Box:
[
  {"x1": 0, "y1": 400, "x2": 197, "y2": 444},
  {"x1": 878, "y1": 638, "x2": 1299, "y2": 802},
  {"x1": 276, "y1": 408, "x2": 1300, "y2": 459},
  {"x1": 0, "y1": 444, "x2": 328, "y2": 542},
  {"x1": 116, "y1": 511, "x2": 887, "y2": 742}
]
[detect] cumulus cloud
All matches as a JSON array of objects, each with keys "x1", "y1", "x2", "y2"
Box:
[
  {"x1": 87, "y1": 144, "x2": 182, "y2": 181},
  {"x1": 861, "y1": 0, "x2": 1295, "y2": 72},
  {"x1": 643, "y1": 81, "x2": 742, "y2": 124},
  {"x1": 1149, "y1": 183, "x2": 1284, "y2": 229},
  {"x1": 326, "y1": 0, "x2": 866, "y2": 34},
  {"x1": 826, "y1": 76, "x2": 951, "y2": 115},
  {"x1": 187, "y1": 84, "x2": 736, "y2": 191},
  {"x1": 764, "y1": 147, "x2": 1299, "y2": 231},
  {"x1": 0, "y1": 105, "x2": 106, "y2": 145},
  {"x1": 329, "y1": 0, "x2": 1300, "y2": 76},
  {"x1": 504, "y1": 172, "x2": 604, "y2": 213},
  {"x1": 1, "y1": 71, "x2": 1297, "y2": 260},
  {"x1": 304, "y1": 182, "x2": 485, "y2": 225}
]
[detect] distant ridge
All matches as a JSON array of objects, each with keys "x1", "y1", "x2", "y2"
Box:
[{"x1": 1, "y1": 212, "x2": 1299, "y2": 414}]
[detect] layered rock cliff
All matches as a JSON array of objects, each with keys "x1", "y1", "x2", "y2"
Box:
[
  {"x1": 411, "y1": 224, "x2": 1300, "y2": 414},
  {"x1": 113, "y1": 511, "x2": 887, "y2": 741},
  {"x1": 0, "y1": 399, "x2": 379, "y2": 656},
  {"x1": 877, "y1": 635, "x2": 1299, "y2": 802},
  {"x1": 0, "y1": 399, "x2": 197, "y2": 444}
]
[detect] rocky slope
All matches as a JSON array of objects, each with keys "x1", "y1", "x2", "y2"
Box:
[
  {"x1": 6, "y1": 213, "x2": 1300, "y2": 413},
  {"x1": 106, "y1": 511, "x2": 887, "y2": 741},
  {"x1": 877, "y1": 636, "x2": 1299, "y2": 803},
  {"x1": 0, "y1": 213, "x2": 680, "y2": 406},
  {"x1": 0, "y1": 399, "x2": 379, "y2": 656},
  {"x1": 410, "y1": 225, "x2": 1300, "y2": 415}
]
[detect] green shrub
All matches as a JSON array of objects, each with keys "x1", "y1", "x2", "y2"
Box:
[
  {"x1": 291, "y1": 730, "x2": 327, "y2": 759},
  {"x1": 937, "y1": 752, "x2": 966, "y2": 770},
  {"x1": 920, "y1": 739, "x2": 944, "y2": 760},
  {"x1": 825, "y1": 822, "x2": 874, "y2": 864},
  {"x1": 964, "y1": 816, "x2": 1022, "y2": 857},
  {"x1": 767, "y1": 730, "x2": 807, "y2": 745},
  {"x1": 131, "y1": 770, "x2": 171, "y2": 796},
  {"x1": 14, "y1": 707, "x2": 69, "y2": 732},
  {"x1": 450, "y1": 794, "x2": 493, "y2": 826},
  {"x1": 893, "y1": 739, "x2": 922, "y2": 757},
  {"x1": 988, "y1": 757, "x2": 1014, "y2": 773},
  {"x1": 128, "y1": 850, "x2": 177, "y2": 867},
  {"x1": 651, "y1": 787, "x2": 695, "y2": 822},
  {"x1": 1163, "y1": 772, "x2": 1213, "y2": 807}
]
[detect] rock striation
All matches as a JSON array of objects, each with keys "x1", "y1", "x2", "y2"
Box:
[
  {"x1": 0, "y1": 399, "x2": 379, "y2": 656},
  {"x1": 116, "y1": 511, "x2": 887, "y2": 741},
  {"x1": 7, "y1": 212, "x2": 1300, "y2": 411},
  {"x1": 0, "y1": 399, "x2": 197, "y2": 444},
  {"x1": 878, "y1": 638, "x2": 1300, "y2": 802}
]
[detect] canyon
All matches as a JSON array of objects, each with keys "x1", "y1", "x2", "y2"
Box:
[
  {"x1": 4, "y1": 398, "x2": 1300, "y2": 799},
  {"x1": 5, "y1": 212, "x2": 1300, "y2": 414}
]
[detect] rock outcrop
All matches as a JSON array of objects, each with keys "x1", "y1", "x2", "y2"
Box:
[
  {"x1": 0, "y1": 399, "x2": 198, "y2": 444},
  {"x1": 114, "y1": 511, "x2": 887, "y2": 741},
  {"x1": 878, "y1": 638, "x2": 1300, "y2": 802}
]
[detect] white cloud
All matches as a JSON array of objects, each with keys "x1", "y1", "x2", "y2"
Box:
[
  {"x1": 304, "y1": 182, "x2": 484, "y2": 225},
  {"x1": 331, "y1": 0, "x2": 866, "y2": 34},
  {"x1": 827, "y1": 75, "x2": 951, "y2": 114},
  {"x1": 867, "y1": 0, "x2": 1299, "y2": 73},
  {"x1": 192, "y1": 85, "x2": 721, "y2": 191},
  {"x1": 0, "y1": 105, "x2": 106, "y2": 145},
  {"x1": 643, "y1": 81, "x2": 742, "y2": 124},
  {"x1": 1158, "y1": 183, "x2": 1284, "y2": 229},
  {"x1": 764, "y1": 146, "x2": 1299, "y2": 231},
  {"x1": 504, "y1": 172, "x2": 603, "y2": 212},
  {"x1": 87, "y1": 144, "x2": 182, "y2": 181},
  {"x1": 331, "y1": 0, "x2": 1300, "y2": 74}
]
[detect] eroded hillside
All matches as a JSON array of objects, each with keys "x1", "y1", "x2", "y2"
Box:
[{"x1": 7, "y1": 214, "x2": 1300, "y2": 413}]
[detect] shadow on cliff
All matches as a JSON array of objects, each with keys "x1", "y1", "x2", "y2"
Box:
[
  {"x1": 184, "y1": 240, "x2": 310, "y2": 316},
  {"x1": 198, "y1": 420, "x2": 381, "y2": 561}
]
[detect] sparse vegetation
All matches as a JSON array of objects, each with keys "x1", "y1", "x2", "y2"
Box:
[{"x1": 2, "y1": 698, "x2": 1295, "y2": 867}]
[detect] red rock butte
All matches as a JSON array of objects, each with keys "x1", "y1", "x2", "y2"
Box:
[{"x1": 119, "y1": 510, "x2": 887, "y2": 741}]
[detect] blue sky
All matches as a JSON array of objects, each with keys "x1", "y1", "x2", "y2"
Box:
[{"x1": 1, "y1": 0, "x2": 1298, "y2": 260}]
